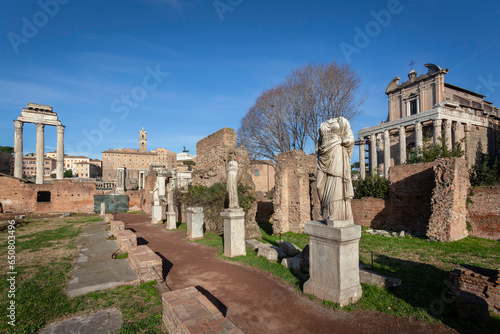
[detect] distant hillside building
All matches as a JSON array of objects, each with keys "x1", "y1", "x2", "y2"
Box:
[
  {"x1": 358, "y1": 63, "x2": 500, "y2": 178},
  {"x1": 102, "y1": 128, "x2": 177, "y2": 188}
]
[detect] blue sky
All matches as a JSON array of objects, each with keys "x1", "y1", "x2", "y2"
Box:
[{"x1": 1, "y1": 0, "x2": 499, "y2": 161}]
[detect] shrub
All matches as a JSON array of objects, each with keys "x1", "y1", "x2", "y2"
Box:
[
  {"x1": 469, "y1": 152, "x2": 499, "y2": 186},
  {"x1": 354, "y1": 174, "x2": 389, "y2": 199},
  {"x1": 406, "y1": 133, "x2": 464, "y2": 164},
  {"x1": 183, "y1": 182, "x2": 255, "y2": 234}
]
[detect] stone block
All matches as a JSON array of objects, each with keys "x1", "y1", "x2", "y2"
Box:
[
  {"x1": 245, "y1": 239, "x2": 265, "y2": 250},
  {"x1": 151, "y1": 205, "x2": 163, "y2": 225},
  {"x1": 359, "y1": 268, "x2": 401, "y2": 288},
  {"x1": 100, "y1": 202, "x2": 106, "y2": 217},
  {"x1": 103, "y1": 214, "x2": 113, "y2": 223},
  {"x1": 162, "y1": 286, "x2": 243, "y2": 334},
  {"x1": 303, "y1": 220, "x2": 362, "y2": 306},
  {"x1": 221, "y1": 208, "x2": 246, "y2": 257},
  {"x1": 116, "y1": 230, "x2": 137, "y2": 252},
  {"x1": 129, "y1": 245, "x2": 162, "y2": 282},
  {"x1": 257, "y1": 244, "x2": 285, "y2": 261},
  {"x1": 110, "y1": 221, "x2": 125, "y2": 236},
  {"x1": 279, "y1": 241, "x2": 302, "y2": 257},
  {"x1": 281, "y1": 255, "x2": 303, "y2": 272},
  {"x1": 187, "y1": 207, "x2": 204, "y2": 239},
  {"x1": 165, "y1": 212, "x2": 176, "y2": 230}
]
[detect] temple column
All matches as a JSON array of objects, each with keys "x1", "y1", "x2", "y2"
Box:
[
  {"x1": 369, "y1": 134, "x2": 377, "y2": 176},
  {"x1": 444, "y1": 119, "x2": 452, "y2": 148},
  {"x1": 36, "y1": 123, "x2": 45, "y2": 184},
  {"x1": 399, "y1": 125, "x2": 406, "y2": 165},
  {"x1": 56, "y1": 125, "x2": 65, "y2": 179},
  {"x1": 464, "y1": 123, "x2": 471, "y2": 161},
  {"x1": 359, "y1": 138, "x2": 366, "y2": 180},
  {"x1": 158, "y1": 173, "x2": 166, "y2": 197},
  {"x1": 433, "y1": 119, "x2": 442, "y2": 144},
  {"x1": 14, "y1": 120, "x2": 24, "y2": 179},
  {"x1": 383, "y1": 130, "x2": 390, "y2": 178},
  {"x1": 415, "y1": 121, "x2": 423, "y2": 150}
]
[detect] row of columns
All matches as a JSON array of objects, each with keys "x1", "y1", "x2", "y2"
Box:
[
  {"x1": 14, "y1": 120, "x2": 65, "y2": 184},
  {"x1": 359, "y1": 118, "x2": 469, "y2": 179}
]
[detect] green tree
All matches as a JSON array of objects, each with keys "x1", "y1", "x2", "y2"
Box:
[
  {"x1": 182, "y1": 160, "x2": 195, "y2": 171},
  {"x1": 0, "y1": 146, "x2": 14, "y2": 154},
  {"x1": 64, "y1": 169, "x2": 73, "y2": 178},
  {"x1": 469, "y1": 149, "x2": 499, "y2": 186}
]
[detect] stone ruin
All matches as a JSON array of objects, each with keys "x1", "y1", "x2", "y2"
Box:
[{"x1": 191, "y1": 127, "x2": 260, "y2": 239}]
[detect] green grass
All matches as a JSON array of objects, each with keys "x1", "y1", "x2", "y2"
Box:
[
  {"x1": 0, "y1": 216, "x2": 162, "y2": 333},
  {"x1": 115, "y1": 252, "x2": 129, "y2": 259}
]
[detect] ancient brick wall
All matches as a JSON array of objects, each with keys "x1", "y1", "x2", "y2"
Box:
[
  {"x1": 351, "y1": 198, "x2": 389, "y2": 228},
  {"x1": 450, "y1": 266, "x2": 500, "y2": 315},
  {"x1": 468, "y1": 186, "x2": 500, "y2": 240},
  {"x1": 192, "y1": 128, "x2": 259, "y2": 238},
  {"x1": 427, "y1": 158, "x2": 469, "y2": 242},
  {"x1": 272, "y1": 151, "x2": 321, "y2": 234},
  {"x1": 0, "y1": 176, "x2": 101, "y2": 214},
  {"x1": 126, "y1": 190, "x2": 144, "y2": 212},
  {"x1": 388, "y1": 162, "x2": 436, "y2": 232}
]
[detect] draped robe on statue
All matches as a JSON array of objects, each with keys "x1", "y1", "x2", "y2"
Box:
[{"x1": 316, "y1": 117, "x2": 355, "y2": 222}]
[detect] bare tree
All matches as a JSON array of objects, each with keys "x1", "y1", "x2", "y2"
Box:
[{"x1": 237, "y1": 62, "x2": 364, "y2": 161}]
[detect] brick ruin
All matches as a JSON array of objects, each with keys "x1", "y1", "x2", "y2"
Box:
[
  {"x1": 450, "y1": 265, "x2": 500, "y2": 316},
  {"x1": 468, "y1": 186, "x2": 500, "y2": 240},
  {"x1": 191, "y1": 128, "x2": 260, "y2": 239},
  {"x1": 272, "y1": 155, "x2": 498, "y2": 242},
  {"x1": 272, "y1": 150, "x2": 320, "y2": 234}
]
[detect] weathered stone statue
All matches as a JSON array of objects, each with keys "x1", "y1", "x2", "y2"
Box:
[
  {"x1": 227, "y1": 161, "x2": 239, "y2": 209},
  {"x1": 316, "y1": 117, "x2": 355, "y2": 223},
  {"x1": 153, "y1": 181, "x2": 160, "y2": 206}
]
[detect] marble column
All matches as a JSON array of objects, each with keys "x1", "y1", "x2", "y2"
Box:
[
  {"x1": 36, "y1": 123, "x2": 45, "y2": 184},
  {"x1": 464, "y1": 123, "x2": 471, "y2": 160},
  {"x1": 14, "y1": 120, "x2": 24, "y2": 179},
  {"x1": 398, "y1": 126, "x2": 406, "y2": 165},
  {"x1": 444, "y1": 119, "x2": 452, "y2": 149},
  {"x1": 383, "y1": 130, "x2": 390, "y2": 178},
  {"x1": 56, "y1": 125, "x2": 65, "y2": 179},
  {"x1": 157, "y1": 174, "x2": 166, "y2": 197},
  {"x1": 369, "y1": 134, "x2": 377, "y2": 176},
  {"x1": 433, "y1": 119, "x2": 442, "y2": 144},
  {"x1": 359, "y1": 138, "x2": 365, "y2": 180},
  {"x1": 415, "y1": 121, "x2": 423, "y2": 150}
]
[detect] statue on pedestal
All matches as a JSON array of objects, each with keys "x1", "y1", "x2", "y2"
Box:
[
  {"x1": 153, "y1": 181, "x2": 160, "y2": 206},
  {"x1": 227, "y1": 161, "x2": 239, "y2": 209},
  {"x1": 316, "y1": 117, "x2": 355, "y2": 222}
]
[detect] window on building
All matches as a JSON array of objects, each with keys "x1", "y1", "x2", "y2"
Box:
[
  {"x1": 409, "y1": 99, "x2": 418, "y2": 115},
  {"x1": 254, "y1": 169, "x2": 260, "y2": 176},
  {"x1": 37, "y1": 191, "x2": 51, "y2": 202}
]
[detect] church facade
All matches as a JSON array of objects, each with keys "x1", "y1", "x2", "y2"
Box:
[{"x1": 358, "y1": 63, "x2": 500, "y2": 178}]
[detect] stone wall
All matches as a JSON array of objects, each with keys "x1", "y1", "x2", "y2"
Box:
[
  {"x1": 450, "y1": 265, "x2": 500, "y2": 315},
  {"x1": 126, "y1": 190, "x2": 143, "y2": 212},
  {"x1": 0, "y1": 175, "x2": 101, "y2": 214},
  {"x1": 468, "y1": 186, "x2": 500, "y2": 240},
  {"x1": 192, "y1": 128, "x2": 260, "y2": 239},
  {"x1": 388, "y1": 162, "x2": 435, "y2": 232},
  {"x1": 272, "y1": 151, "x2": 321, "y2": 234},
  {"x1": 427, "y1": 158, "x2": 469, "y2": 242}
]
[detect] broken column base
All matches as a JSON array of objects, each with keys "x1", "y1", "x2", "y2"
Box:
[
  {"x1": 303, "y1": 220, "x2": 362, "y2": 307},
  {"x1": 151, "y1": 205, "x2": 163, "y2": 225},
  {"x1": 187, "y1": 207, "x2": 204, "y2": 239},
  {"x1": 221, "y1": 208, "x2": 246, "y2": 258},
  {"x1": 165, "y1": 211, "x2": 176, "y2": 230}
]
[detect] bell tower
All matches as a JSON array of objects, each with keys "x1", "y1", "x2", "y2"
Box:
[{"x1": 139, "y1": 127, "x2": 147, "y2": 152}]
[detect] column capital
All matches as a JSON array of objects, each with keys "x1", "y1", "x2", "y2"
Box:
[
  {"x1": 464, "y1": 123, "x2": 471, "y2": 132},
  {"x1": 452, "y1": 122, "x2": 460, "y2": 131},
  {"x1": 14, "y1": 120, "x2": 24, "y2": 129},
  {"x1": 398, "y1": 125, "x2": 406, "y2": 133},
  {"x1": 36, "y1": 123, "x2": 45, "y2": 130},
  {"x1": 383, "y1": 129, "x2": 390, "y2": 138},
  {"x1": 433, "y1": 119, "x2": 442, "y2": 126},
  {"x1": 414, "y1": 121, "x2": 422, "y2": 131},
  {"x1": 57, "y1": 124, "x2": 65, "y2": 132}
]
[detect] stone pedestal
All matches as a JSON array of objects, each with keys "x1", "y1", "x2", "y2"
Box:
[
  {"x1": 151, "y1": 205, "x2": 163, "y2": 225},
  {"x1": 221, "y1": 208, "x2": 246, "y2": 257},
  {"x1": 303, "y1": 220, "x2": 362, "y2": 306},
  {"x1": 100, "y1": 202, "x2": 106, "y2": 217},
  {"x1": 165, "y1": 211, "x2": 177, "y2": 230},
  {"x1": 187, "y1": 207, "x2": 204, "y2": 239}
]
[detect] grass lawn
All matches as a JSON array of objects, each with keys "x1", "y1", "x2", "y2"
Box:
[
  {"x1": 0, "y1": 216, "x2": 162, "y2": 334},
  {"x1": 180, "y1": 221, "x2": 500, "y2": 332}
]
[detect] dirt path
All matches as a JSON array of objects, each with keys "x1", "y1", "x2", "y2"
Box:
[{"x1": 116, "y1": 213, "x2": 456, "y2": 334}]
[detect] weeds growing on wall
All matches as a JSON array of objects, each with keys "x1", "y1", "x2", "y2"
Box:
[
  {"x1": 183, "y1": 182, "x2": 255, "y2": 234},
  {"x1": 354, "y1": 174, "x2": 389, "y2": 199}
]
